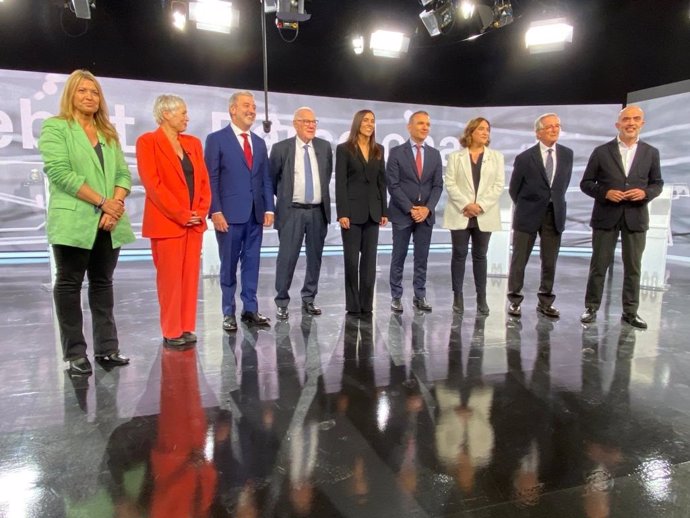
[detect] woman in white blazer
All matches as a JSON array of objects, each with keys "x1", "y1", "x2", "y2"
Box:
[{"x1": 443, "y1": 117, "x2": 505, "y2": 316}]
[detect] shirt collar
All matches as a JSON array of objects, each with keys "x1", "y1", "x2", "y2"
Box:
[
  {"x1": 539, "y1": 141, "x2": 555, "y2": 153},
  {"x1": 617, "y1": 136, "x2": 639, "y2": 148},
  {"x1": 230, "y1": 122, "x2": 251, "y2": 137},
  {"x1": 410, "y1": 139, "x2": 426, "y2": 149},
  {"x1": 296, "y1": 135, "x2": 312, "y2": 148}
]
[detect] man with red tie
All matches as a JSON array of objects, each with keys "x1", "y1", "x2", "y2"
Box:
[
  {"x1": 205, "y1": 91, "x2": 275, "y2": 331},
  {"x1": 386, "y1": 111, "x2": 444, "y2": 313}
]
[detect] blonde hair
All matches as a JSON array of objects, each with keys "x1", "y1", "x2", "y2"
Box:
[{"x1": 58, "y1": 69, "x2": 120, "y2": 145}]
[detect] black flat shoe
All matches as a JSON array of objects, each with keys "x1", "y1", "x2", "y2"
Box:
[
  {"x1": 223, "y1": 315, "x2": 238, "y2": 332},
  {"x1": 302, "y1": 302, "x2": 322, "y2": 315},
  {"x1": 621, "y1": 313, "x2": 647, "y2": 329},
  {"x1": 68, "y1": 357, "x2": 93, "y2": 376},
  {"x1": 96, "y1": 351, "x2": 130, "y2": 366},
  {"x1": 276, "y1": 306, "x2": 289, "y2": 320},
  {"x1": 182, "y1": 332, "x2": 197, "y2": 343}
]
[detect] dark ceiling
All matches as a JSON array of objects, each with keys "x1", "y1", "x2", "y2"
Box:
[{"x1": 1, "y1": 0, "x2": 689, "y2": 107}]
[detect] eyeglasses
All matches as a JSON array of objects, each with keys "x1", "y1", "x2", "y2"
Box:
[
  {"x1": 539, "y1": 124, "x2": 561, "y2": 131},
  {"x1": 295, "y1": 119, "x2": 319, "y2": 126}
]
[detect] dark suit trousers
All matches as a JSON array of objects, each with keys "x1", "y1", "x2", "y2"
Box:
[
  {"x1": 507, "y1": 205, "x2": 561, "y2": 306},
  {"x1": 584, "y1": 217, "x2": 646, "y2": 314},
  {"x1": 450, "y1": 228, "x2": 491, "y2": 296},
  {"x1": 389, "y1": 222, "x2": 433, "y2": 299},
  {"x1": 216, "y1": 218, "x2": 263, "y2": 316},
  {"x1": 275, "y1": 205, "x2": 328, "y2": 307},
  {"x1": 341, "y1": 220, "x2": 379, "y2": 313},
  {"x1": 52, "y1": 230, "x2": 121, "y2": 361}
]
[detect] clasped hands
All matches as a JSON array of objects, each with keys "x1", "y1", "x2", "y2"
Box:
[
  {"x1": 605, "y1": 188, "x2": 646, "y2": 203},
  {"x1": 98, "y1": 198, "x2": 125, "y2": 232},
  {"x1": 410, "y1": 205, "x2": 429, "y2": 223},
  {"x1": 462, "y1": 203, "x2": 483, "y2": 218}
]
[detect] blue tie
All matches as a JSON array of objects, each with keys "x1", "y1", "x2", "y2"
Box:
[{"x1": 304, "y1": 144, "x2": 314, "y2": 203}]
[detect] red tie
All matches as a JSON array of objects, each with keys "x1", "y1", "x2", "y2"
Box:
[
  {"x1": 415, "y1": 144, "x2": 423, "y2": 178},
  {"x1": 241, "y1": 133, "x2": 253, "y2": 170}
]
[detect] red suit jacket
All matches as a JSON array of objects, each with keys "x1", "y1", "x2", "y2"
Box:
[{"x1": 137, "y1": 127, "x2": 211, "y2": 237}]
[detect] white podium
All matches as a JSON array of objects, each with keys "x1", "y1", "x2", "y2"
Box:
[
  {"x1": 486, "y1": 188, "x2": 513, "y2": 277},
  {"x1": 640, "y1": 185, "x2": 672, "y2": 290}
]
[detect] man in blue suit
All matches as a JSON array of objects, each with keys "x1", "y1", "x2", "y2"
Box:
[
  {"x1": 387, "y1": 111, "x2": 444, "y2": 313},
  {"x1": 507, "y1": 113, "x2": 573, "y2": 319},
  {"x1": 205, "y1": 91, "x2": 275, "y2": 331}
]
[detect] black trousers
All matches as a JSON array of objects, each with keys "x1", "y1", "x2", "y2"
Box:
[
  {"x1": 341, "y1": 220, "x2": 379, "y2": 313},
  {"x1": 507, "y1": 205, "x2": 561, "y2": 307},
  {"x1": 584, "y1": 218, "x2": 646, "y2": 315},
  {"x1": 52, "y1": 230, "x2": 121, "y2": 361},
  {"x1": 450, "y1": 227, "x2": 491, "y2": 296}
]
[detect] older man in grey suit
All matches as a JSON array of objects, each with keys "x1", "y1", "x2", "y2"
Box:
[{"x1": 270, "y1": 107, "x2": 333, "y2": 319}]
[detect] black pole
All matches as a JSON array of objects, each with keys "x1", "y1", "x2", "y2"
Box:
[{"x1": 260, "y1": 0, "x2": 272, "y2": 133}]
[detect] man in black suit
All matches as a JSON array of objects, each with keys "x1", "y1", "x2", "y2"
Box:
[
  {"x1": 270, "y1": 107, "x2": 333, "y2": 320},
  {"x1": 386, "y1": 111, "x2": 443, "y2": 313},
  {"x1": 507, "y1": 113, "x2": 573, "y2": 319},
  {"x1": 580, "y1": 105, "x2": 663, "y2": 329}
]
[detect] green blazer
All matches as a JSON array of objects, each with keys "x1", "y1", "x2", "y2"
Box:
[{"x1": 38, "y1": 117, "x2": 136, "y2": 249}]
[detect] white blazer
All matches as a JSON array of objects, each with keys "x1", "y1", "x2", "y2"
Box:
[{"x1": 443, "y1": 146, "x2": 505, "y2": 232}]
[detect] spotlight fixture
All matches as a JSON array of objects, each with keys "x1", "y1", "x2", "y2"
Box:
[
  {"x1": 369, "y1": 30, "x2": 410, "y2": 58},
  {"x1": 70, "y1": 0, "x2": 93, "y2": 20},
  {"x1": 459, "y1": 0, "x2": 475, "y2": 20},
  {"x1": 171, "y1": 0, "x2": 187, "y2": 31},
  {"x1": 352, "y1": 34, "x2": 365, "y2": 55},
  {"x1": 525, "y1": 18, "x2": 573, "y2": 53},
  {"x1": 491, "y1": 0, "x2": 513, "y2": 29},
  {"x1": 419, "y1": 0, "x2": 454, "y2": 37},
  {"x1": 188, "y1": 0, "x2": 239, "y2": 34},
  {"x1": 276, "y1": 0, "x2": 310, "y2": 23}
]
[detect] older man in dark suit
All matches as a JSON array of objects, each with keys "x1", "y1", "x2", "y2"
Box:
[
  {"x1": 270, "y1": 107, "x2": 333, "y2": 320},
  {"x1": 507, "y1": 113, "x2": 573, "y2": 319},
  {"x1": 579, "y1": 105, "x2": 663, "y2": 329},
  {"x1": 387, "y1": 111, "x2": 444, "y2": 313}
]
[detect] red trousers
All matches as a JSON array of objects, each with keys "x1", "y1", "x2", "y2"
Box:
[{"x1": 151, "y1": 230, "x2": 203, "y2": 338}]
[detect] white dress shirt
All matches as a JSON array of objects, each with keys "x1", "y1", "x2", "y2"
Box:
[
  {"x1": 292, "y1": 136, "x2": 322, "y2": 204},
  {"x1": 617, "y1": 136, "x2": 639, "y2": 176}
]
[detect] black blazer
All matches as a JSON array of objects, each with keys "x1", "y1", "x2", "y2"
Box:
[
  {"x1": 386, "y1": 140, "x2": 444, "y2": 228},
  {"x1": 335, "y1": 142, "x2": 387, "y2": 224},
  {"x1": 580, "y1": 139, "x2": 663, "y2": 231},
  {"x1": 509, "y1": 143, "x2": 573, "y2": 234},
  {"x1": 269, "y1": 136, "x2": 333, "y2": 230}
]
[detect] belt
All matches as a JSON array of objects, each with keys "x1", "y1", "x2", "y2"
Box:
[{"x1": 291, "y1": 203, "x2": 320, "y2": 209}]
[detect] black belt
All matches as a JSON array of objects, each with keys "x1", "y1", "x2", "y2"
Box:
[{"x1": 291, "y1": 203, "x2": 320, "y2": 209}]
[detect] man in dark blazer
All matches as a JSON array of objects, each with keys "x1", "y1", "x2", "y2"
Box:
[
  {"x1": 386, "y1": 111, "x2": 443, "y2": 313},
  {"x1": 580, "y1": 105, "x2": 663, "y2": 329},
  {"x1": 507, "y1": 113, "x2": 573, "y2": 319},
  {"x1": 205, "y1": 91, "x2": 275, "y2": 331},
  {"x1": 270, "y1": 107, "x2": 333, "y2": 320}
]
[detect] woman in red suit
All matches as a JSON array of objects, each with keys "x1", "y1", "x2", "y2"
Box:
[{"x1": 136, "y1": 94, "x2": 211, "y2": 346}]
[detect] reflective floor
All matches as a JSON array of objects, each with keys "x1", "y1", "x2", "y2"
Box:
[{"x1": 2, "y1": 252, "x2": 690, "y2": 517}]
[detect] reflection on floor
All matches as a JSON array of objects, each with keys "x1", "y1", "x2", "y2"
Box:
[{"x1": 2, "y1": 253, "x2": 690, "y2": 517}]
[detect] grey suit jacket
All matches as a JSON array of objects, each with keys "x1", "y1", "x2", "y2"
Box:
[{"x1": 269, "y1": 136, "x2": 334, "y2": 231}]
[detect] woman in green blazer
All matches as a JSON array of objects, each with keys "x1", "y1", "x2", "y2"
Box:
[{"x1": 38, "y1": 69, "x2": 135, "y2": 376}]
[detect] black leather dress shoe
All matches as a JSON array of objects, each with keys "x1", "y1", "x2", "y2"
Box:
[
  {"x1": 96, "y1": 351, "x2": 130, "y2": 365},
  {"x1": 276, "y1": 306, "x2": 289, "y2": 320},
  {"x1": 302, "y1": 302, "x2": 322, "y2": 315},
  {"x1": 536, "y1": 304, "x2": 560, "y2": 318},
  {"x1": 241, "y1": 311, "x2": 271, "y2": 327},
  {"x1": 164, "y1": 336, "x2": 186, "y2": 346},
  {"x1": 182, "y1": 332, "x2": 197, "y2": 343},
  {"x1": 413, "y1": 297, "x2": 432, "y2": 311},
  {"x1": 621, "y1": 313, "x2": 647, "y2": 329},
  {"x1": 223, "y1": 315, "x2": 238, "y2": 332},
  {"x1": 580, "y1": 307, "x2": 597, "y2": 324},
  {"x1": 390, "y1": 298, "x2": 403, "y2": 313},
  {"x1": 507, "y1": 303, "x2": 521, "y2": 317},
  {"x1": 68, "y1": 357, "x2": 93, "y2": 375}
]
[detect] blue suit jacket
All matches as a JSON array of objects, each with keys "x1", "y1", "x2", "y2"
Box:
[
  {"x1": 205, "y1": 125, "x2": 274, "y2": 225},
  {"x1": 509, "y1": 143, "x2": 573, "y2": 234},
  {"x1": 386, "y1": 140, "x2": 443, "y2": 228}
]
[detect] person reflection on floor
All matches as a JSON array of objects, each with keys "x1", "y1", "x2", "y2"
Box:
[
  {"x1": 150, "y1": 347, "x2": 217, "y2": 517},
  {"x1": 436, "y1": 315, "x2": 493, "y2": 497},
  {"x1": 489, "y1": 315, "x2": 554, "y2": 509}
]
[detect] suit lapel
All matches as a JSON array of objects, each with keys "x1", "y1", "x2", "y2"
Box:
[
  {"x1": 459, "y1": 148, "x2": 475, "y2": 195},
  {"x1": 70, "y1": 122, "x2": 102, "y2": 173},
  {"x1": 154, "y1": 128, "x2": 186, "y2": 185},
  {"x1": 529, "y1": 144, "x2": 550, "y2": 186},
  {"x1": 607, "y1": 140, "x2": 627, "y2": 178},
  {"x1": 404, "y1": 142, "x2": 420, "y2": 181},
  {"x1": 627, "y1": 141, "x2": 646, "y2": 179}
]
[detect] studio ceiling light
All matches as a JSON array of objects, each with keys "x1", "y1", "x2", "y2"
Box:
[
  {"x1": 171, "y1": 1, "x2": 187, "y2": 30},
  {"x1": 189, "y1": 0, "x2": 239, "y2": 34},
  {"x1": 369, "y1": 30, "x2": 410, "y2": 58},
  {"x1": 419, "y1": 0, "x2": 454, "y2": 37},
  {"x1": 525, "y1": 18, "x2": 573, "y2": 53},
  {"x1": 459, "y1": 1, "x2": 475, "y2": 20},
  {"x1": 352, "y1": 35, "x2": 365, "y2": 55}
]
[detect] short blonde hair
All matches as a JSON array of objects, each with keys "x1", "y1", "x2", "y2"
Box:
[{"x1": 152, "y1": 94, "x2": 186, "y2": 125}]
